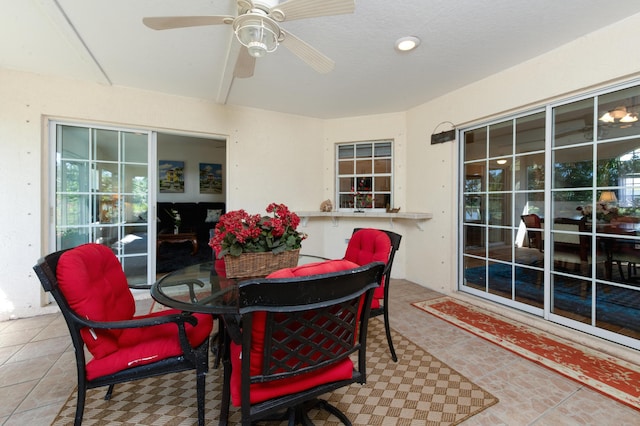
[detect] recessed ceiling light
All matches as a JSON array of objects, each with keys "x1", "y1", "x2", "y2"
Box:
[{"x1": 395, "y1": 36, "x2": 420, "y2": 52}]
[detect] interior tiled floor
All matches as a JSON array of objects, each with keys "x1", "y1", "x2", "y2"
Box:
[{"x1": 1, "y1": 280, "x2": 639, "y2": 425}]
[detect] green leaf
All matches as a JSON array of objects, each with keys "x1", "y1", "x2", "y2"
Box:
[
  {"x1": 272, "y1": 245, "x2": 286, "y2": 254},
  {"x1": 229, "y1": 245, "x2": 243, "y2": 256}
]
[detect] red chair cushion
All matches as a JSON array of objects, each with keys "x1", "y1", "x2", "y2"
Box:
[
  {"x1": 230, "y1": 344, "x2": 354, "y2": 406},
  {"x1": 213, "y1": 246, "x2": 227, "y2": 277},
  {"x1": 57, "y1": 244, "x2": 136, "y2": 359},
  {"x1": 230, "y1": 259, "x2": 360, "y2": 407},
  {"x1": 57, "y1": 243, "x2": 213, "y2": 380},
  {"x1": 266, "y1": 259, "x2": 359, "y2": 279},
  {"x1": 343, "y1": 229, "x2": 391, "y2": 301},
  {"x1": 86, "y1": 308, "x2": 213, "y2": 380}
]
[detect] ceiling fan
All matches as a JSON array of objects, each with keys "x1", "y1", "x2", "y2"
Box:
[{"x1": 143, "y1": 0, "x2": 355, "y2": 78}]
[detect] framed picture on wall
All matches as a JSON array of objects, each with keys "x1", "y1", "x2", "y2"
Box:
[
  {"x1": 199, "y1": 163, "x2": 223, "y2": 194},
  {"x1": 159, "y1": 160, "x2": 185, "y2": 193}
]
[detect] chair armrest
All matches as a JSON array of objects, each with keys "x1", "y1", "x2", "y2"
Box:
[
  {"x1": 72, "y1": 311, "x2": 198, "y2": 330},
  {"x1": 71, "y1": 310, "x2": 202, "y2": 360}
]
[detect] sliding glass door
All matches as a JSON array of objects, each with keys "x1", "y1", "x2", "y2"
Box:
[
  {"x1": 462, "y1": 112, "x2": 546, "y2": 313},
  {"x1": 53, "y1": 122, "x2": 152, "y2": 285},
  {"x1": 549, "y1": 87, "x2": 640, "y2": 347},
  {"x1": 459, "y1": 82, "x2": 640, "y2": 350}
]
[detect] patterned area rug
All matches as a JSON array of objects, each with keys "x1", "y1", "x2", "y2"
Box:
[
  {"x1": 53, "y1": 319, "x2": 497, "y2": 425},
  {"x1": 412, "y1": 297, "x2": 640, "y2": 411}
]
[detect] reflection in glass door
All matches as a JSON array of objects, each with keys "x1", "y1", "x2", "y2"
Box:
[
  {"x1": 460, "y1": 83, "x2": 640, "y2": 350},
  {"x1": 462, "y1": 112, "x2": 546, "y2": 314},
  {"x1": 549, "y1": 87, "x2": 640, "y2": 348},
  {"x1": 53, "y1": 123, "x2": 151, "y2": 285}
]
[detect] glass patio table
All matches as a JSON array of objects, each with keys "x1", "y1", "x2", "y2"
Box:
[
  {"x1": 151, "y1": 254, "x2": 330, "y2": 426},
  {"x1": 151, "y1": 254, "x2": 329, "y2": 314}
]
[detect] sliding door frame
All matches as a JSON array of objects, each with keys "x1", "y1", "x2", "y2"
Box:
[{"x1": 47, "y1": 119, "x2": 157, "y2": 286}]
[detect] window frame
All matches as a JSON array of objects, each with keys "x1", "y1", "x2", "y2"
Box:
[
  {"x1": 335, "y1": 140, "x2": 393, "y2": 212},
  {"x1": 50, "y1": 120, "x2": 155, "y2": 286}
]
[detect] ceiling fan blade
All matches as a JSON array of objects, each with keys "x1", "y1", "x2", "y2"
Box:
[
  {"x1": 269, "y1": 0, "x2": 355, "y2": 22},
  {"x1": 234, "y1": 47, "x2": 256, "y2": 78},
  {"x1": 280, "y1": 30, "x2": 335, "y2": 74},
  {"x1": 142, "y1": 16, "x2": 233, "y2": 30}
]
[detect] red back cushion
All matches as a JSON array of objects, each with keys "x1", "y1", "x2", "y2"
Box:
[
  {"x1": 344, "y1": 229, "x2": 391, "y2": 300},
  {"x1": 56, "y1": 243, "x2": 135, "y2": 359},
  {"x1": 213, "y1": 246, "x2": 227, "y2": 277},
  {"x1": 230, "y1": 259, "x2": 359, "y2": 406},
  {"x1": 249, "y1": 259, "x2": 359, "y2": 374},
  {"x1": 344, "y1": 229, "x2": 392, "y2": 266}
]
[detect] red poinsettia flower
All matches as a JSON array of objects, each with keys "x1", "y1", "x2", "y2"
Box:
[{"x1": 209, "y1": 203, "x2": 307, "y2": 258}]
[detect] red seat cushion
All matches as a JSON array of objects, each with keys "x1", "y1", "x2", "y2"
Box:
[
  {"x1": 343, "y1": 229, "x2": 391, "y2": 301},
  {"x1": 86, "y1": 308, "x2": 213, "y2": 380},
  {"x1": 266, "y1": 259, "x2": 359, "y2": 279},
  {"x1": 230, "y1": 259, "x2": 360, "y2": 407},
  {"x1": 57, "y1": 243, "x2": 213, "y2": 380}
]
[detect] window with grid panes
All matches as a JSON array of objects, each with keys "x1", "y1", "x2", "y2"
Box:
[{"x1": 336, "y1": 140, "x2": 393, "y2": 211}]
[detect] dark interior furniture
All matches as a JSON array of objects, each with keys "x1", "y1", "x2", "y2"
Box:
[
  {"x1": 344, "y1": 228, "x2": 402, "y2": 362},
  {"x1": 521, "y1": 213, "x2": 543, "y2": 251},
  {"x1": 219, "y1": 261, "x2": 385, "y2": 426},
  {"x1": 157, "y1": 232, "x2": 198, "y2": 255},
  {"x1": 593, "y1": 219, "x2": 640, "y2": 282},
  {"x1": 553, "y1": 216, "x2": 589, "y2": 274},
  {"x1": 157, "y1": 202, "x2": 225, "y2": 246},
  {"x1": 610, "y1": 238, "x2": 639, "y2": 281},
  {"x1": 33, "y1": 243, "x2": 214, "y2": 426}
]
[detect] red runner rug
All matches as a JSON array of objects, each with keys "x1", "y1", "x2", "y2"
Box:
[{"x1": 412, "y1": 297, "x2": 640, "y2": 411}]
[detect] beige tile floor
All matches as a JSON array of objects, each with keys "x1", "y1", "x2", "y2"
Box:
[{"x1": 1, "y1": 280, "x2": 639, "y2": 425}]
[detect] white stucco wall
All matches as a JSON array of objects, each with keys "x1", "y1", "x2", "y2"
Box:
[
  {"x1": 403, "y1": 12, "x2": 640, "y2": 294},
  {"x1": 1, "y1": 13, "x2": 640, "y2": 321},
  {"x1": 0, "y1": 72, "x2": 326, "y2": 320}
]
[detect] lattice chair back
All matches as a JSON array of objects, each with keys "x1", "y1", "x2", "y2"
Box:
[{"x1": 219, "y1": 260, "x2": 384, "y2": 425}]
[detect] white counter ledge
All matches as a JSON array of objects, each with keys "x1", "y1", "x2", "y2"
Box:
[{"x1": 296, "y1": 211, "x2": 433, "y2": 230}]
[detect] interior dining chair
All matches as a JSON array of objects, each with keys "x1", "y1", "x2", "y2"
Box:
[
  {"x1": 33, "y1": 243, "x2": 214, "y2": 426},
  {"x1": 521, "y1": 214, "x2": 543, "y2": 251},
  {"x1": 343, "y1": 228, "x2": 402, "y2": 362},
  {"x1": 604, "y1": 231, "x2": 639, "y2": 283},
  {"x1": 553, "y1": 217, "x2": 590, "y2": 273},
  {"x1": 219, "y1": 260, "x2": 385, "y2": 426},
  {"x1": 609, "y1": 241, "x2": 639, "y2": 282}
]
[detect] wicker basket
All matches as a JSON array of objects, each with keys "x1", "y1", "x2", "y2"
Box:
[{"x1": 224, "y1": 249, "x2": 300, "y2": 278}]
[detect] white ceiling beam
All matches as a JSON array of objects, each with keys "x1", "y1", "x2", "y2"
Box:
[
  {"x1": 36, "y1": 0, "x2": 112, "y2": 85},
  {"x1": 216, "y1": 38, "x2": 241, "y2": 104}
]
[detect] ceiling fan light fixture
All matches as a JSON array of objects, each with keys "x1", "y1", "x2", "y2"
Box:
[
  {"x1": 395, "y1": 36, "x2": 420, "y2": 52},
  {"x1": 234, "y1": 14, "x2": 280, "y2": 58},
  {"x1": 599, "y1": 106, "x2": 638, "y2": 124},
  {"x1": 610, "y1": 106, "x2": 628, "y2": 120},
  {"x1": 620, "y1": 113, "x2": 638, "y2": 123},
  {"x1": 599, "y1": 112, "x2": 615, "y2": 123}
]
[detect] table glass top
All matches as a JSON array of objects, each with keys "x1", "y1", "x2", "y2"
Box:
[{"x1": 151, "y1": 254, "x2": 329, "y2": 314}]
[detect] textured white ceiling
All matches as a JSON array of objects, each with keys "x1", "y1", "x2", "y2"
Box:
[{"x1": 2, "y1": 0, "x2": 640, "y2": 119}]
